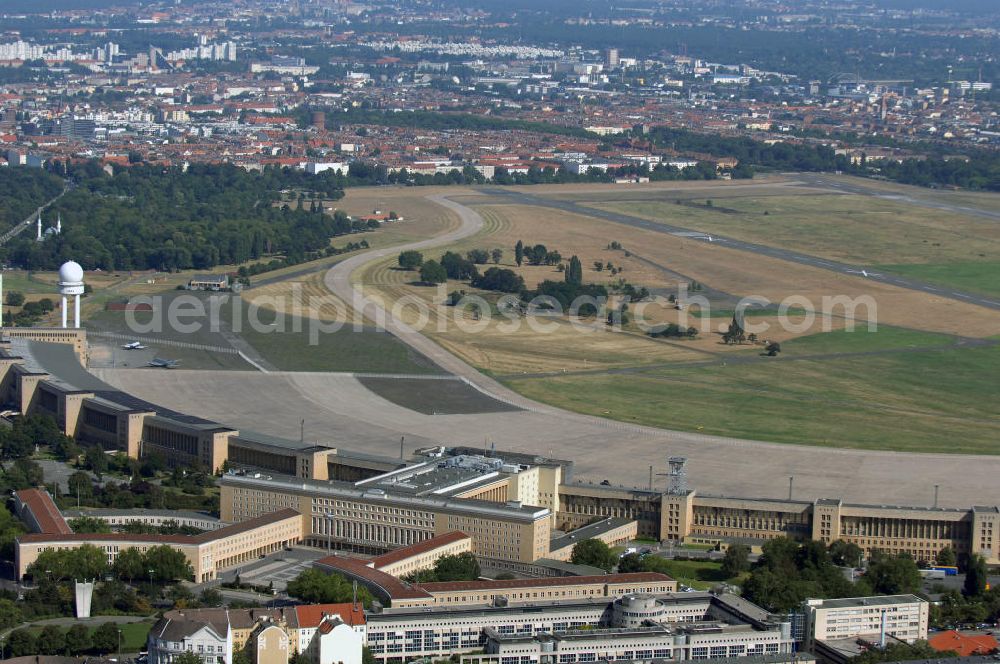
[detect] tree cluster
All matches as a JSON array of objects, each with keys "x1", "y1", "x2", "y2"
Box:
[
  {"x1": 6, "y1": 621, "x2": 124, "y2": 657},
  {"x1": 286, "y1": 568, "x2": 374, "y2": 606},
  {"x1": 570, "y1": 539, "x2": 618, "y2": 572},
  {"x1": 404, "y1": 552, "x2": 481, "y2": 583},
  {"x1": 741, "y1": 537, "x2": 921, "y2": 612},
  {"x1": 3, "y1": 162, "x2": 352, "y2": 272},
  {"x1": 0, "y1": 168, "x2": 64, "y2": 231},
  {"x1": 26, "y1": 542, "x2": 192, "y2": 584}
]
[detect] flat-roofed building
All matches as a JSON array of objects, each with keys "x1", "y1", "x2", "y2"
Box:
[
  {"x1": 0, "y1": 339, "x2": 235, "y2": 472},
  {"x1": 2, "y1": 328, "x2": 87, "y2": 364},
  {"x1": 802, "y1": 595, "x2": 929, "y2": 652},
  {"x1": 548, "y1": 517, "x2": 638, "y2": 561},
  {"x1": 364, "y1": 592, "x2": 791, "y2": 664},
  {"x1": 557, "y1": 481, "x2": 1000, "y2": 565},
  {"x1": 221, "y1": 470, "x2": 553, "y2": 565}
]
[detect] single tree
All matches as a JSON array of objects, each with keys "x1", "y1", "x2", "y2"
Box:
[
  {"x1": 91, "y1": 622, "x2": 120, "y2": 655},
  {"x1": 722, "y1": 544, "x2": 751, "y2": 577},
  {"x1": 65, "y1": 623, "x2": 91, "y2": 655},
  {"x1": 964, "y1": 554, "x2": 988, "y2": 597},
  {"x1": 514, "y1": 240, "x2": 524, "y2": 267},
  {"x1": 566, "y1": 255, "x2": 583, "y2": 286},
  {"x1": 434, "y1": 553, "x2": 480, "y2": 581},
  {"x1": 828, "y1": 540, "x2": 864, "y2": 568},
  {"x1": 936, "y1": 546, "x2": 956, "y2": 567},
  {"x1": 490, "y1": 248, "x2": 503, "y2": 264},
  {"x1": 617, "y1": 552, "x2": 645, "y2": 574},
  {"x1": 419, "y1": 260, "x2": 447, "y2": 284},
  {"x1": 173, "y1": 652, "x2": 204, "y2": 664},
  {"x1": 864, "y1": 552, "x2": 921, "y2": 595},
  {"x1": 7, "y1": 628, "x2": 36, "y2": 657},
  {"x1": 113, "y1": 546, "x2": 146, "y2": 582},
  {"x1": 38, "y1": 624, "x2": 66, "y2": 655},
  {"x1": 85, "y1": 445, "x2": 108, "y2": 478},
  {"x1": 0, "y1": 598, "x2": 22, "y2": 631},
  {"x1": 5, "y1": 291, "x2": 24, "y2": 307},
  {"x1": 570, "y1": 539, "x2": 616, "y2": 572},
  {"x1": 397, "y1": 250, "x2": 423, "y2": 270}
]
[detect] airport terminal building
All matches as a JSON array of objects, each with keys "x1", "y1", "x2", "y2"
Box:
[{"x1": 4, "y1": 330, "x2": 1000, "y2": 568}]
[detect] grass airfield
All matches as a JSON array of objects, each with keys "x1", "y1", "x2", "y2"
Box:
[
  {"x1": 76, "y1": 175, "x2": 1000, "y2": 455},
  {"x1": 345, "y1": 176, "x2": 1000, "y2": 454}
]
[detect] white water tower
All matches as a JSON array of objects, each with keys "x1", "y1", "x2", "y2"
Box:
[{"x1": 58, "y1": 260, "x2": 84, "y2": 328}]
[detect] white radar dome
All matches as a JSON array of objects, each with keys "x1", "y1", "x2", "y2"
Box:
[{"x1": 58, "y1": 261, "x2": 84, "y2": 284}]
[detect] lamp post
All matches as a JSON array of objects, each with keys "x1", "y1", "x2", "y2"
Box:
[
  {"x1": 326, "y1": 513, "x2": 334, "y2": 556},
  {"x1": 117, "y1": 628, "x2": 122, "y2": 660}
]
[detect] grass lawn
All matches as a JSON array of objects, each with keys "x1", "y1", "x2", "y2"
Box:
[
  {"x1": 504, "y1": 329, "x2": 1000, "y2": 453},
  {"x1": 238, "y1": 311, "x2": 442, "y2": 374},
  {"x1": 877, "y1": 261, "x2": 1000, "y2": 298},
  {"x1": 645, "y1": 558, "x2": 744, "y2": 590},
  {"x1": 781, "y1": 325, "x2": 957, "y2": 356}
]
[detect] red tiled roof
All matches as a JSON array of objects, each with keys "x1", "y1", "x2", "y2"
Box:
[
  {"x1": 416, "y1": 572, "x2": 673, "y2": 593},
  {"x1": 370, "y1": 531, "x2": 469, "y2": 569},
  {"x1": 929, "y1": 630, "x2": 998, "y2": 657},
  {"x1": 295, "y1": 602, "x2": 365, "y2": 628},
  {"x1": 315, "y1": 555, "x2": 431, "y2": 600},
  {"x1": 15, "y1": 489, "x2": 72, "y2": 535}
]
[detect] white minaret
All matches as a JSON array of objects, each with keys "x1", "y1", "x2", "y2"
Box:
[
  {"x1": 36, "y1": 213, "x2": 42, "y2": 241},
  {"x1": 56, "y1": 214, "x2": 62, "y2": 234},
  {"x1": 58, "y1": 261, "x2": 84, "y2": 329}
]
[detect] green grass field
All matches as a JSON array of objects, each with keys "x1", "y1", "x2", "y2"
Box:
[
  {"x1": 589, "y1": 194, "x2": 1000, "y2": 267},
  {"x1": 877, "y1": 261, "x2": 1000, "y2": 298},
  {"x1": 781, "y1": 325, "x2": 956, "y2": 355},
  {"x1": 643, "y1": 558, "x2": 745, "y2": 591},
  {"x1": 0, "y1": 271, "x2": 57, "y2": 294},
  {"x1": 504, "y1": 327, "x2": 1000, "y2": 453},
  {"x1": 238, "y1": 311, "x2": 442, "y2": 374}
]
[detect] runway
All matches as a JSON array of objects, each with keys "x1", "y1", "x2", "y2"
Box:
[{"x1": 477, "y1": 185, "x2": 1000, "y2": 312}]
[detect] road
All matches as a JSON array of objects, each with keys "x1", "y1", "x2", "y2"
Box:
[{"x1": 477, "y1": 185, "x2": 1000, "y2": 312}]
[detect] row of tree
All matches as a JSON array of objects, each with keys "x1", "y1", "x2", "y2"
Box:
[
  {"x1": 5, "y1": 621, "x2": 124, "y2": 658},
  {"x1": 26, "y1": 541, "x2": 192, "y2": 583}
]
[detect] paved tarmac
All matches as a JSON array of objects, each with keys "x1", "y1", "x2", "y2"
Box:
[{"x1": 93, "y1": 190, "x2": 1000, "y2": 509}]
